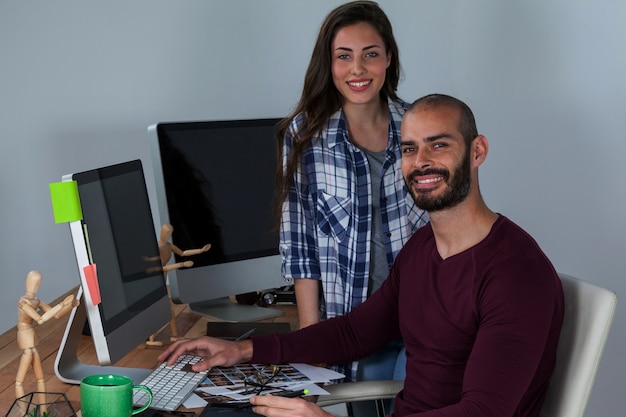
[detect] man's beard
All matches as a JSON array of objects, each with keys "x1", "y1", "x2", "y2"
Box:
[{"x1": 405, "y1": 151, "x2": 471, "y2": 212}]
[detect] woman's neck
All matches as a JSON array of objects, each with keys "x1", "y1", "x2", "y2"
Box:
[{"x1": 343, "y1": 99, "x2": 389, "y2": 152}]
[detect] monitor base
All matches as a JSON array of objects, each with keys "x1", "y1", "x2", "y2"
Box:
[
  {"x1": 54, "y1": 289, "x2": 152, "y2": 385},
  {"x1": 188, "y1": 297, "x2": 282, "y2": 322}
]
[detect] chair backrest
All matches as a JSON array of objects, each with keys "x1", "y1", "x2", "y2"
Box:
[{"x1": 540, "y1": 274, "x2": 617, "y2": 417}]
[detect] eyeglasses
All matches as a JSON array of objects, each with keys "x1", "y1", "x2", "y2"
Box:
[{"x1": 243, "y1": 365, "x2": 280, "y2": 395}]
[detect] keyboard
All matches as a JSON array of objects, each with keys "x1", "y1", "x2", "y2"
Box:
[{"x1": 134, "y1": 354, "x2": 210, "y2": 411}]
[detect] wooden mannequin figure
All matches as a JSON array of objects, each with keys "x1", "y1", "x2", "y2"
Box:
[
  {"x1": 146, "y1": 223, "x2": 211, "y2": 346},
  {"x1": 16, "y1": 270, "x2": 79, "y2": 410}
]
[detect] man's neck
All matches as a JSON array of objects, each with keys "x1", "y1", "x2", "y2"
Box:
[{"x1": 429, "y1": 198, "x2": 499, "y2": 260}]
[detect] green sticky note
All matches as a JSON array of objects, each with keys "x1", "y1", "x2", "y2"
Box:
[{"x1": 49, "y1": 181, "x2": 83, "y2": 223}]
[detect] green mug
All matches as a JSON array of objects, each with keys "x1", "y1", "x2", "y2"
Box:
[{"x1": 80, "y1": 374, "x2": 152, "y2": 417}]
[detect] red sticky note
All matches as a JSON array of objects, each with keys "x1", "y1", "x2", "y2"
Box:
[{"x1": 83, "y1": 264, "x2": 101, "y2": 306}]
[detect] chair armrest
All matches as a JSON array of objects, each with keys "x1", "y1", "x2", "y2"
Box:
[{"x1": 316, "y1": 380, "x2": 403, "y2": 407}]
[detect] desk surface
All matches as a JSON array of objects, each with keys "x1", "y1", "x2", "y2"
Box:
[{"x1": 0, "y1": 287, "x2": 298, "y2": 415}]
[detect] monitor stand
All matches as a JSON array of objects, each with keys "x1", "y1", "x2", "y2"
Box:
[
  {"x1": 54, "y1": 289, "x2": 152, "y2": 385},
  {"x1": 188, "y1": 296, "x2": 282, "y2": 322}
]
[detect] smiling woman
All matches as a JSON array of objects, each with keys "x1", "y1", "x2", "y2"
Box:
[
  {"x1": 331, "y1": 21, "x2": 391, "y2": 115},
  {"x1": 272, "y1": 1, "x2": 430, "y2": 391}
]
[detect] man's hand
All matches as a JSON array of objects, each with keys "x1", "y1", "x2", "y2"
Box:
[
  {"x1": 249, "y1": 394, "x2": 333, "y2": 417},
  {"x1": 157, "y1": 336, "x2": 253, "y2": 371}
]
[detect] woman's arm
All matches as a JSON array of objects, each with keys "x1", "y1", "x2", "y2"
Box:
[{"x1": 294, "y1": 278, "x2": 320, "y2": 329}]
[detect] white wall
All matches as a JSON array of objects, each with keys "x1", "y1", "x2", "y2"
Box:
[{"x1": 1, "y1": 1, "x2": 624, "y2": 415}]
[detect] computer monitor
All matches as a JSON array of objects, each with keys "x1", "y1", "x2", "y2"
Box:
[
  {"x1": 55, "y1": 159, "x2": 172, "y2": 384},
  {"x1": 148, "y1": 118, "x2": 285, "y2": 322}
]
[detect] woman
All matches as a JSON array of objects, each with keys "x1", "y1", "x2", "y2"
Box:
[{"x1": 275, "y1": 1, "x2": 428, "y2": 382}]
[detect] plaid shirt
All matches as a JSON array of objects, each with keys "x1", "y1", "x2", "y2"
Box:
[{"x1": 280, "y1": 99, "x2": 429, "y2": 378}]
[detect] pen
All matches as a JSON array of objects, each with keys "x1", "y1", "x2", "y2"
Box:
[
  {"x1": 235, "y1": 328, "x2": 256, "y2": 341},
  {"x1": 273, "y1": 389, "x2": 309, "y2": 398}
]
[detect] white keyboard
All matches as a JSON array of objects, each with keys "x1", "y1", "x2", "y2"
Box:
[{"x1": 134, "y1": 354, "x2": 209, "y2": 411}]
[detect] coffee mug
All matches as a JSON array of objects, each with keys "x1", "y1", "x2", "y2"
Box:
[{"x1": 80, "y1": 374, "x2": 153, "y2": 417}]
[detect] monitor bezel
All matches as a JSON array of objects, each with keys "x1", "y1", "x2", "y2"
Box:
[
  {"x1": 64, "y1": 159, "x2": 171, "y2": 365},
  {"x1": 148, "y1": 119, "x2": 286, "y2": 322}
]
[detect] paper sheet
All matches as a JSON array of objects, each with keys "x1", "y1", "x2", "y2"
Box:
[{"x1": 182, "y1": 363, "x2": 344, "y2": 409}]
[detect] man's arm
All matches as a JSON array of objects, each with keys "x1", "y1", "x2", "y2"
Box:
[
  {"x1": 157, "y1": 288, "x2": 398, "y2": 370},
  {"x1": 251, "y1": 281, "x2": 401, "y2": 366}
]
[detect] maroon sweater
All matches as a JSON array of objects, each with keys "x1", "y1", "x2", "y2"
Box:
[{"x1": 252, "y1": 216, "x2": 564, "y2": 417}]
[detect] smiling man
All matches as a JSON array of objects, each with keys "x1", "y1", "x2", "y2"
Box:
[
  {"x1": 399, "y1": 94, "x2": 498, "y2": 260},
  {"x1": 401, "y1": 98, "x2": 473, "y2": 213},
  {"x1": 160, "y1": 94, "x2": 565, "y2": 417}
]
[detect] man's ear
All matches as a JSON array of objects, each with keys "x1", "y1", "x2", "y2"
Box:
[{"x1": 472, "y1": 135, "x2": 489, "y2": 168}]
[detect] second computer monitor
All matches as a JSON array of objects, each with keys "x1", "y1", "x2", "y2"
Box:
[{"x1": 148, "y1": 118, "x2": 285, "y2": 322}]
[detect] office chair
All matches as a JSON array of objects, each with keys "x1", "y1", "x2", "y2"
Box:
[
  {"x1": 317, "y1": 274, "x2": 617, "y2": 417},
  {"x1": 540, "y1": 274, "x2": 617, "y2": 417}
]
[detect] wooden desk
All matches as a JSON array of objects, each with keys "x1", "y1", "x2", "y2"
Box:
[{"x1": 0, "y1": 287, "x2": 298, "y2": 415}]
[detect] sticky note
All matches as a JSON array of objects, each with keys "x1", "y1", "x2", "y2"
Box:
[
  {"x1": 83, "y1": 264, "x2": 102, "y2": 306},
  {"x1": 83, "y1": 264, "x2": 101, "y2": 306},
  {"x1": 49, "y1": 181, "x2": 82, "y2": 223}
]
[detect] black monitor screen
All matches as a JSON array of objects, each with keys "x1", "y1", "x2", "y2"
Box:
[
  {"x1": 156, "y1": 119, "x2": 280, "y2": 267},
  {"x1": 74, "y1": 160, "x2": 167, "y2": 335}
]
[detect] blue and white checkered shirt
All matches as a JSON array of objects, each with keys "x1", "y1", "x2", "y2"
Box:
[{"x1": 279, "y1": 98, "x2": 428, "y2": 379}]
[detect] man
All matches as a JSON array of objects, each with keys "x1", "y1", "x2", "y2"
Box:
[{"x1": 159, "y1": 94, "x2": 564, "y2": 417}]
